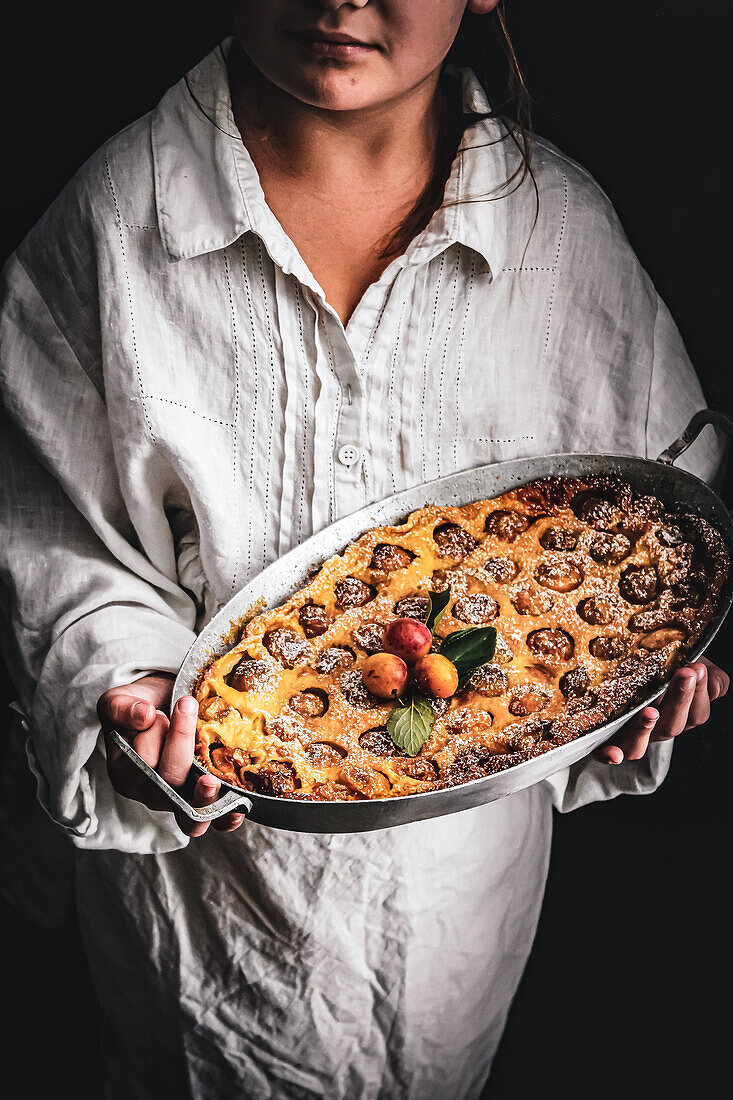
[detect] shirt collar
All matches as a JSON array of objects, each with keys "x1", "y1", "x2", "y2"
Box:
[{"x1": 152, "y1": 39, "x2": 511, "y2": 277}]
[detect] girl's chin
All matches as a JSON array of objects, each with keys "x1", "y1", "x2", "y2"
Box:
[
  {"x1": 287, "y1": 87, "x2": 386, "y2": 113},
  {"x1": 279, "y1": 62, "x2": 396, "y2": 112}
]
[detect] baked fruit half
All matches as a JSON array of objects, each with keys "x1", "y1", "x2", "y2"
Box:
[{"x1": 193, "y1": 475, "x2": 729, "y2": 801}]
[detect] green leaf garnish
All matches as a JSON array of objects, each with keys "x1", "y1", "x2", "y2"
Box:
[
  {"x1": 425, "y1": 587, "x2": 451, "y2": 633},
  {"x1": 439, "y1": 627, "x2": 497, "y2": 688},
  {"x1": 387, "y1": 692, "x2": 436, "y2": 757}
]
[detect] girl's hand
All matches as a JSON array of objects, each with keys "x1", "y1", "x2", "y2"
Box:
[
  {"x1": 97, "y1": 673, "x2": 246, "y2": 837},
  {"x1": 593, "y1": 657, "x2": 729, "y2": 765}
]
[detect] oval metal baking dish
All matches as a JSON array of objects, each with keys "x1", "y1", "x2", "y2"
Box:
[{"x1": 110, "y1": 409, "x2": 733, "y2": 832}]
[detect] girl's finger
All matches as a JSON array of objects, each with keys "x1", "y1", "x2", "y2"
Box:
[
  {"x1": 157, "y1": 696, "x2": 198, "y2": 788},
  {"x1": 105, "y1": 711, "x2": 169, "y2": 803},
  {"x1": 708, "y1": 669, "x2": 730, "y2": 701},
  {"x1": 137, "y1": 719, "x2": 184, "y2": 812},
  {"x1": 679, "y1": 662, "x2": 711, "y2": 732},
  {"x1": 593, "y1": 742, "x2": 625, "y2": 765},
  {"x1": 593, "y1": 707, "x2": 658, "y2": 764},
  {"x1": 98, "y1": 691, "x2": 156, "y2": 733},
  {"x1": 175, "y1": 773, "x2": 220, "y2": 838},
  {"x1": 652, "y1": 667, "x2": 697, "y2": 740},
  {"x1": 212, "y1": 811, "x2": 247, "y2": 833},
  {"x1": 132, "y1": 712, "x2": 169, "y2": 769},
  {"x1": 615, "y1": 707, "x2": 658, "y2": 761}
]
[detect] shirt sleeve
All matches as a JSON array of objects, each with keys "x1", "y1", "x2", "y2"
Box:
[
  {"x1": 542, "y1": 290, "x2": 729, "y2": 813},
  {"x1": 0, "y1": 253, "x2": 196, "y2": 853}
]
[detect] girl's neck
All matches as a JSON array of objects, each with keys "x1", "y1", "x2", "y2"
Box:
[
  {"x1": 225, "y1": 43, "x2": 465, "y2": 325},
  {"x1": 228, "y1": 43, "x2": 446, "y2": 194}
]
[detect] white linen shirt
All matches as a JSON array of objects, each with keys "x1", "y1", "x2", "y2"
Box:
[{"x1": 0, "y1": 40, "x2": 727, "y2": 1100}]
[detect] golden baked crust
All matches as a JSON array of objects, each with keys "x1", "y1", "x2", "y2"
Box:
[{"x1": 193, "y1": 475, "x2": 729, "y2": 801}]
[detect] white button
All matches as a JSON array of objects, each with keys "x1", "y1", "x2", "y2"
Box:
[{"x1": 337, "y1": 444, "x2": 360, "y2": 467}]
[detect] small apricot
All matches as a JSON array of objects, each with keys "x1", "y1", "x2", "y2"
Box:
[
  {"x1": 382, "y1": 618, "x2": 433, "y2": 663},
  {"x1": 412, "y1": 654, "x2": 459, "y2": 699},
  {"x1": 361, "y1": 653, "x2": 409, "y2": 699}
]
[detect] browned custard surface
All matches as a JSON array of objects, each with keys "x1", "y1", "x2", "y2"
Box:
[{"x1": 194, "y1": 475, "x2": 729, "y2": 801}]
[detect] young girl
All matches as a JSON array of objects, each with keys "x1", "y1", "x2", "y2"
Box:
[{"x1": 1, "y1": 2, "x2": 729, "y2": 1097}]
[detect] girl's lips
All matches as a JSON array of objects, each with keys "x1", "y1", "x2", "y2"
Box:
[
  {"x1": 306, "y1": 41, "x2": 376, "y2": 58},
  {"x1": 289, "y1": 31, "x2": 380, "y2": 58}
]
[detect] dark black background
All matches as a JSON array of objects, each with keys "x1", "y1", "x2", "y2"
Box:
[{"x1": 2, "y1": 3, "x2": 731, "y2": 1097}]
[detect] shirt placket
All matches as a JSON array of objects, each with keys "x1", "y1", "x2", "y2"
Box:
[{"x1": 312, "y1": 304, "x2": 367, "y2": 524}]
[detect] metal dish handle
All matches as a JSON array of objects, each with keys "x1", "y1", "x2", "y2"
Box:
[
  {"x1": 657, "y1": 408, "x2": 733, "y2": 466},
  {"x1": 108, "y1": 728, "x2": 253, "y2": 823}
]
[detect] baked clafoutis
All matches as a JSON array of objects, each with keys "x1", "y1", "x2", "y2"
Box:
[{"x1": 193, "y1": 475, "x2": 729, "y2": 801}]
